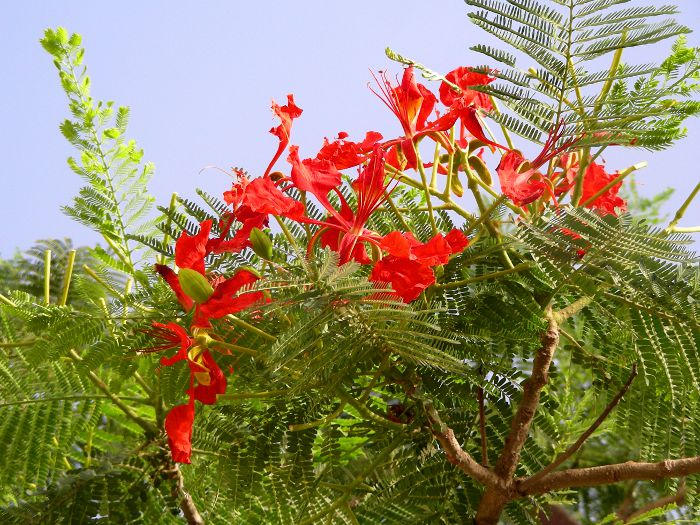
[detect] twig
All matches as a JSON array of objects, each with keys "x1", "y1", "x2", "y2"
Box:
[
  {"x1": 69, "y1": 349, "x2": 157, "y2": 434},
  {"x1": 175, "y1": 465, "x2": 205, "y2": 525},
  {"x1": 422, "y1": 400, "x2": 503, "y2": 488},
  {"x1": 523, "y1": 365, "x2": 638, "y2": 490},
  {"x1": 623, "y1": 481, "x2": 686, "y2": 522},
  {"x1": 59, "y1": 249, "x2": 77, "y2": 306},
  {"x1": 44, "y1": 249, "x2": 52, "y2": 305},
  {"x1": 436, "y1": 263, "x2": 531, "y2": 290}
]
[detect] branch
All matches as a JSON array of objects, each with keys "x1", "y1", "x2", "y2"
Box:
[
  {"x1": 423, "y1": 401, "x2": 503, "y2": 488},
  {"x1": 624, "y1": 481, "x2": 686, "y2": 523},
  {"x1": 494, "y1": 314, "x2": 560, "y2": 479},
  {"x1": 175, "y1": 465, "x2": 205, "y2": 525},
  {"x1": 475, "y1": 314, "x2": 559, "y2": 524},
  {"x1": 520, "y1": 457, "x2": 700, "y2": 495},
  {"x1": 69, "y1": 349, "x2": 157, "y2": 434},
  {"x1": 522, "y1": 365, "x2": 637, "y2": 490}
]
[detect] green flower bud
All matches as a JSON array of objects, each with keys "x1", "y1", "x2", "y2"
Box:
[
  {"x1": 250, "y1": 228, "x2": 274, "y2": 260},
  {"x1": 178, "y1": 268, "x2": 214, "y2": 304}
]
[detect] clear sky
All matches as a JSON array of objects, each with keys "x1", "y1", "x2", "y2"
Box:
[{"x1": 2, "y1": 0, "x2": 699, "y2": 257}]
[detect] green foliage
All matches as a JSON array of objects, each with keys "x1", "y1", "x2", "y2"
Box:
[
  {"x1": 2, "y1": 7, "x2": 700, "y2": 524},
  {"x1": 460, "y1": 0, "x2": 700, "y2": 150}
]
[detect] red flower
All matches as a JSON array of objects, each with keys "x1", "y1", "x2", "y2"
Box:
[
  {"x1": 165, "y1": 403, "x2": 194, "y2": 464},
  {"x1": 155, "y1": 220, "x2": 266, "y2": 327},
  {"x1": 372, "y1": 229, "x2": 469, "y2": 302},
  {"x1": 143, "y1": 322, "x2": 228, "y2": 463},
  {"x1": 192, "y1": 269, "x2": 264, "y2": 328},
  {"x1": 371, "y1": 67, "x2": 456, "y2": 167},
  {"x1": 439, "y1": 66, "x2": 494, "y2": 111},
  {"x1": 175, "y1": 219, "x2": 212, "y2": 275},
  {"x1": 263, "y1": 94, "x2": 303, "y2": 177},
  {"x1": 370, "y1": 256, "x2": 436, "y2": 302},
  {"x1": 315, "y1": 131, "x2": 383, "y2": 170},
  {"x1": 288, "y1": 145, "x2": 342, "y2": 210},
  {"x1": 297, "y1": 146, "x2": 394, "y2": 264},
  {"x1": 496, "y1": 150, "x2": 548, "y2": 206},
  {"x1": 581, "y1": 162, "x2": 627, "y2": 215},
  {"x1": 496, "y1": 122, "x2": 581, "y2": 206}
]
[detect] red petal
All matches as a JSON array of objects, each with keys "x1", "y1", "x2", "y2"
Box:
[
  {"x1": 439, "y1": 66, "x2": 495, "y2": 110},
  {"x1": 581, "y1": 162, "x2": 627, "y2": 216},
  {"x1": 154, "y1": 264, "x2": 194, "y2": 311},
  {"x1": 264, "y1": 94, "x2": 303, "y2": 177},
  {"x1": 370, "y1": 256, "x2": 435, "y2": 303},
  {"x1": 194, "y1": 270, "x2": 264, "y2": 327},
  {"x1": 175, "y1": 220, "x2": 212, "y2": 275},
  {"x1": 445, "y1": 229, "x2": 470, "y2": 254},
  {"x1": 193, "y1": 350, "x2": 227, "y2": 405},
  {"x1": 496, "y1": 151, "x2": 546, "y2": 206},
  {"x1": 243, "y1": 177, "x2": 304, "y2": 219},
  {"x1": 165, "y1": 404, "x2": 195, "y2": 464},
  {"x1": 410, "y1": 233, "x2": 452, "y2": 266},
  {"x1": 288, "y1": 145, "x2": 341, "y2": 202}
]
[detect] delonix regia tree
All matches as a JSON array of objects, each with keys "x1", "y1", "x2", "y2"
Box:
[{"x1": 1, "y1": 0, "x2": 700, "y2": 523}]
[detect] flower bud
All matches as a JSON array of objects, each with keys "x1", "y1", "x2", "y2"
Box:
[
  {"x1": 177, "y1": 268, "x2": 214, "y2": 304},
  {"x1": 250, "y1": 228, "x2": 274, "y2": 260}
]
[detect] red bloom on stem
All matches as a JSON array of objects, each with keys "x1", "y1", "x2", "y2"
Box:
[
  {"x1": 581, "y1": 162, "x2": 627, "y2": 215},
  {"x1": 263, "y1": 94, "x2": 303, "y2": 177},
  {"x1": 315, "y1": 131, "x2": 384, "y2": 170},
  {"x1": 439, "y1": 66, "x2": 494, "y2": 111},
  {"x1": 294, "y1": 146, "x2": 395, "y2": 264},
  {"x1": 144, "y1": 322, "x2": 228, "y2": 463},
  {"x1": 288, "y1": 145, "x2": 342, "y2": 210},
  {"x1": 155, "y1": 220, "x2": 266, "y2": 326},
  {"x1": 192, "y1": 269, "x2": 264, "y2": 328},
  {"x1": 165, "y1": 403, "x2": 195, "y2": 464},
  {"x1": 372, "y1": 229, "x2": 469, "y2": 302},
  {"x1": 496, "y1": 122, "x2": 580, "y2": 206},
  {"x1": 370, "y1": 256, "x2": 437, "y2": 302}
]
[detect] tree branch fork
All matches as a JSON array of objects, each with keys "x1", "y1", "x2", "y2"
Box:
[{"x1": 423, "y1": 314, "x2": 694, "y2": 524}]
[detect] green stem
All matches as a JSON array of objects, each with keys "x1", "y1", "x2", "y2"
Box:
[
  {"x1": 59, "y1": 249, "x2": 77, "y2": 306},
  {"x1": 413, "y1": 143, "x2": 439, "y2": 235},
  {"x1": 44, "y1": 249, "x2": 52, "y2": 305},
  {"x1": 218, "y1": 389, "x2": 290, "y2": 401},
  {"x1": 0, "y1": 394, "x2": 150, "y2": 409},
  {"x1": 444, "y1": 127, "x2": 456, "y2": 199},
  {"x1": 225, "y1": 315, "x2": 277, "y2": 342},
  {"x1": 667, "y1": 181, "x2": 700, "y2": 231},
  {"x1": 159, "y1": 192, "x2": 179, "y2": 265},
  {"x1": 207, "y1": 339, "x2": 262, "y2": 357},
  {"x1": 464, "y1": 195, "x2": 507, "y2": 236},
  {"x1": 429, "y1": 140, "x2": 440, "y2": 189},
  {"x1": 489, "y1": 96, "x2": 515, "y2": 150},
  {"x1": 69, "y1": 349, "x2": 157, "y2": 434},
  {"x1": 288, "y1": 402, "x2": 347, "y2": 431},
  {"x1": 274, "y1": 215, "x2": 300, "y2": 252},
  {"x1": 384, "y1": 192, "x2": 412, "y2": 231},
  {"x1": 0, "y1": 340, "x2": 37, "y2": 348},
  {"x1": 437, "y1": 262, "x2": 532, "y2": 290}
]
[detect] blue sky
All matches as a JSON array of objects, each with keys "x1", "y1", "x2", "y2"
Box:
[{"x1": 2, "y1": 0, "x2": 699, "y2": 256}]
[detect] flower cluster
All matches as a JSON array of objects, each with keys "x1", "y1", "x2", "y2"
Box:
[{"x1": 149, "y1": 63, "x2": 629, "y2": 463}]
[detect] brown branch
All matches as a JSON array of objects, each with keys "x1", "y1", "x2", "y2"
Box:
[
  {"x1": 423, "y1": 401, "x2": 503, "y2": 488},
  {"x1": 176, "y1": 465, "x2": 205, "y2": 525},
  {"x1": 520, "y1": 457, "x2": 700, "y2": 495},
  {"x1": 523, "y1": 364, "x2": 638, "y2": 490},
  {"x1": 475, "y1": 315, "x2": 560, "y2": 524},
  {"x1": 623, "y1": 481, "x2": 686, "y2": 523},
  {"x1": 493, "y1": 314, "x2": 560, "y2": 479}
]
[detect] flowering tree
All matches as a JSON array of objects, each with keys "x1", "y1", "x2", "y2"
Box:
[{"x1": 2, "y1": 1, "x2": 700, "y2": 523}]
